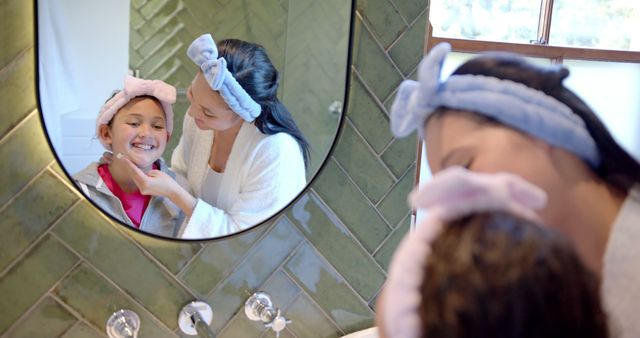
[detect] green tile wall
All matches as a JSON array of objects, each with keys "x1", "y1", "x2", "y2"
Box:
[{"x1": 0, "y1": 0, "x2": 427, "y2": 337}]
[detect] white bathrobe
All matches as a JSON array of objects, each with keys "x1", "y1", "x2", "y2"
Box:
[
  {"x1": 172, "y1": 114, "x2": 306, "y2": 238},
  {"x1": 602, "y1": 185, "x2": 640, "y2": 338}
]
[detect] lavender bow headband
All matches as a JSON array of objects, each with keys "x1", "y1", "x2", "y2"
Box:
[
  {"x1": 187, "y1": 34, "x2": 262, "y2": 122},
  {"x1": 390, "y1": 42, "x2": 601, "y2": 168},
  {"x1": 382, "y1": 167, "x2": 547, "y2": 338},
  {"x1": 97, "y1": 75, "x2": 176, "y2": 149}
]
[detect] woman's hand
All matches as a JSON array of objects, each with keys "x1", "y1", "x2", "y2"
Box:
[
  {"x1": 118, "y1": 156, "x2": 198, "y2": 216},
  {"x1": 119, "y1": 156, "x2": 178, "y2": 197}
]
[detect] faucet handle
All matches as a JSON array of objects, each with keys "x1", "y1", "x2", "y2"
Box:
[{"x1": 264, "y1": 309, "x2": 292, "y2": 338}]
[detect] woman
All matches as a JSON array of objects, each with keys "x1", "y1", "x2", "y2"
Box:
[
  {"x1": 120, "y1": 34, "x2": 308, "y2": 238},
  {"x1": 390, "y1": 43, "x2": 640, "y2": 337}
]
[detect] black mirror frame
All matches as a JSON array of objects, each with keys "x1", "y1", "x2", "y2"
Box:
[{"x1": 34, "y1": 0, "x2": 356, "y2": 243}]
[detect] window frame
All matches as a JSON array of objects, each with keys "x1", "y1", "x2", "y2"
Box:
[{"x1": 426, "y1": 0, "x2": 640, "y2": 64}]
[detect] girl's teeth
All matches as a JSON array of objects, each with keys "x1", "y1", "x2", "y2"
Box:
[{"x1": 133, "y1": 144, "x2": 153, "y2": 150}]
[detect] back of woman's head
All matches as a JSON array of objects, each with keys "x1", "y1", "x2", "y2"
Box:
[
  {"x1": 452, "y1": 54, "x2": 640, "y2": 191},
  {"x1": 216, "y1": 39, "x2": 310, "y2": 168},
  {"x1": 420, "y1": 212, "x2": 609, "y2": 338}
]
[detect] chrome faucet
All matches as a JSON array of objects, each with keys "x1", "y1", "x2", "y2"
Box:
[
  {"x1": 244, "y1": 292, "x2": 291, "y2": 337},
  {"x1": 178, "y1": 301, "x2": 216, "y2": 338}
]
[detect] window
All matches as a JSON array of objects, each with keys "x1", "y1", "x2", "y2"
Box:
[
  {"x1": 430, "y1": 0, "x2": 640, "y2": 52},
  {"x1": 415, "y1": 1, "x2": 640, "y2": 217}
]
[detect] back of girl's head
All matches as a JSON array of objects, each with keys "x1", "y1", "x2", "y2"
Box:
[
  {"x1": 451, "y1": 54, "x2": 640, "y2": 191},
  {"x1": 420, "y1": 212, "x2": 608, "y2": 338},
  {"x1": 216, "y1": 39, "x2": 310, "y2": 168}
]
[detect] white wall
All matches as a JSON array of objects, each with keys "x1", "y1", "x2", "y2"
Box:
[{"x1": 38, "y1": 0, "x2": 130, "y2": 174}]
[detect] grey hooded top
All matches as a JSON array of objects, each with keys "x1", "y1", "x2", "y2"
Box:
[{"x1": 73, "y1": 159, "x2": 184, "y2": 238}]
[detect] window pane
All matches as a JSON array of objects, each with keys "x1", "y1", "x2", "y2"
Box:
[
  {"x1": 564, "y1": 60, "x2": 640, "y2": 160},
  {"x1": 550, "y1": 0, "x2": 640, "y2": 51},
  {"x1": 430, "y1": 0, "x2": 542, "y2": 44}
]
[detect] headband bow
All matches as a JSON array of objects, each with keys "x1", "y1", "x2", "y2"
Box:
[
  {"x1": 187, "y1": 34, "x2": 262, "y2": 122},
  {"x1": 382, "y1": 167, "x2": 547, "y2": 338},
  {"x1": 390, "y1": 42, "x2": 601, "y2": 168},
  {"x1": 96, "y1": 75, "x2": 176, "y2": 150}
]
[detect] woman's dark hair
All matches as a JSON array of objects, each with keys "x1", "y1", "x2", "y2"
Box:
[
  {"x1": 420, "y1": 212, "x2": 609, "y2": 338},
  {"x1": 450, "y1": 54, "x2": 640, "y2": 192},
  {"x1": 216, "y1": 39, "x2": 310, "y2": 169}
]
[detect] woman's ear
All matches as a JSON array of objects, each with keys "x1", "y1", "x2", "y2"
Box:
[{"x1": 98, "y1": 124, "x2": 112, "y2": 147}]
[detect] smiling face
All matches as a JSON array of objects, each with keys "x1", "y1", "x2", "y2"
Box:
[
  {"x1": 99, "y1": 96, "x2": 168, "y2": 170},
  {"x1": 186, "y1": 71, "x2": 243, "y2": 131}
]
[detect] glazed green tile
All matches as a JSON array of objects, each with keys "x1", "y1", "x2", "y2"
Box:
[
  {"x1": 269, "y1": 328, "x2": 297, "y2": 338},
  {"x1": 374, "y1": 215, "x2": 411, "y2": 271},
  {"x1": 49, "y1": 162, "x2": 75, "y2": 187},
  {"x1": 0, "y1": 0, "x2": 33, "y2": 68},
  {"x1": 287, "y1": 294, "x2": 342, "y2": 338},
  {"x1": 127, "y1": 231, "x2": 201, "y2": 275},
  {"x1": 288, "y1": 193, "x2": 385, "y2": 301},
  {"x1": 369, "y1": 291, "x2": 380, "y2": 312},
  {"x1": 0, "y1": 114, "x2": 53, "y2": 206},
  {"x1": 52, "y1": 202, "x2": 192, "y2": 329},
  {"x1": 312, "y1": 160, "x2": 389, "y2": 253},
  {"x1": 383, "y1": 88, "x2": 396, "y2": 114},
  {"x1": 53, "y1": 264, "x2": 175, "y2": 338},
  {"x1": 391, "y1": 0, "x2": 429, "y2": 24},
  {"x1": 9, "y1": 297, "x2": 76, "y2": 338},
  {"x1": 356, "y1": 0, "x2": 407, "y2": 49},
  {"x1": 351, "y1": 16, "x2": 403, "y2": 102},
  {"x1": 217, "y1": 312, "x2": 265, "y2": 338},
  {"x1": 347, "y1": 75, "x2": 393, "y2": 153},
  {"x1": 130, "y1": 25, "x2": 144, "y2": 48},
  {"x1": 140, "y1": 0, "x2": 174, "y2": 19},
  {"x1": 284, "y1": 243, "x2": 375, "y2": 333},
  {"x1": 51, "y1": 161, "x2": 67, "y2": 178},
  {"x1": 180, "y1": 225, "x2": 267, "y2": 296},
  {"x1": 262, "y1": 270, "x2": 301, "y2": 309},
  {"x1": 131, "y1": 0, "x2": 148, "y2": 10},
  {"x1": 62, "y1": 322, "x2": 104, "y2": 338},
  {"x1": 334, "y1": 122, "x2": 395, "y2": 203},
  {"x1": 0, "y1": 48, "x2": 36, "y2": 138},
  {"x1": 378, "y1": 167, "x2": 414, "y2": 227},
  {"x1": 389, "y1": 12, "x2": 427, "y2": 76},
  {"x1": 381, "y1": 134, "x2": 417, "y2": 178},
  {"x1": 0, "y1": 171, "x2": 78, "y2": 271},
  {"x1": 139, "y1": 12, "x2": 181, "y2": 40},
  {"x1": 205, "y1": 218, "x2": 303, "y2": 332},
  {"x1": 0, "y1": 235, "x2": 78, "y2": 334},
  {"x1": 138, "y1": 35, "x2": 182, "y2": 72}
]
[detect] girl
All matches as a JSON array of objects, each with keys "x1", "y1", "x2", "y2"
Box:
[
  {"x1": 378, "y1": 167, "x2": 608, "y2": 338},
  {"x1": 121, "y1": 34, "x2": 308, "y2": 239},
  {"x1": 74, "y1": 75, "x2": 183, "y2": 237},
  {"x1": 390, "y1": 42, "x2": 640, "y2": 337}
]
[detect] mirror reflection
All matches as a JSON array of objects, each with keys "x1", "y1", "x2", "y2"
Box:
[{"x1": 37, "y1": 0, "x2": 353, "y2": 239}]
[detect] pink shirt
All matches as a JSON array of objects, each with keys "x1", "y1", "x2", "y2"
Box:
[{"x1": 97, "y1": 164, "x2": 154, "y2": 228}]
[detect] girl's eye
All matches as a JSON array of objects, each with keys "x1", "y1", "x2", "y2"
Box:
[
  {"x1": 127, "y1": 122, "x2": 140, "y2": 127},
  {"x1": 153, "y1": 125, "x2": 165, "y2": 130}
]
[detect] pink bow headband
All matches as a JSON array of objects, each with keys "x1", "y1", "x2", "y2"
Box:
[
  {"x1": 382, "y1": 167, "x2": 547, "y2": 338},
  {"x1": 96, "y1": 75, "x2": 176, "y2": 149}
]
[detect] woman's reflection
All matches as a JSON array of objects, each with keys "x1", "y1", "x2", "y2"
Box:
[{"x1": 104, "y1": 33, "x2": 308, "y2": 239}]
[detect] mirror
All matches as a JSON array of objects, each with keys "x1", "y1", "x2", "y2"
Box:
[{"x1": 36, "y1": 0, "x2": 354, "y2": 240}]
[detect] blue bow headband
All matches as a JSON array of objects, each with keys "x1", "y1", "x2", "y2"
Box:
[
  {"x1": 187, "y1": 34, "x2": 262, "y2": 122},
  {"x1": 390, "y1": 42, "x2": 601, "y2": 168}
]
